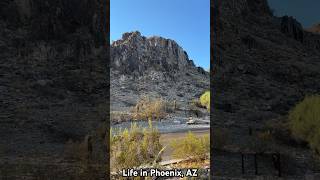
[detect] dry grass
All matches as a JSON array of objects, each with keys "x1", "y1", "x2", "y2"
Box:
[
  {"x1": 110, "y1": 122, "x2": 162, "y2": 171},
  {"x1": 170, "y1": 132, "x2": 210, "y2": 161},
  {"x1": 131, "y1": 96, "x2": 168, "y2": 121}
]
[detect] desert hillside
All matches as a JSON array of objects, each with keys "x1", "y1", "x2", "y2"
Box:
[
  {"x1": 212, "y1": 0, "x2": 320, "y2": 178},
  {"x1": 1, "y1": 0, "x2": 108, "y2": 179}
]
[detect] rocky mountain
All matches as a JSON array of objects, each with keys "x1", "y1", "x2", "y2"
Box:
[
  {"x1": 1, "y1": 0, "x2": 108, "y2": 178},
  {"x1": 110, "y1": 31, "x2": 209, "y2": 111},
  {"x1": 212, "y1": 0, "x2": 320, "y2": 177}
]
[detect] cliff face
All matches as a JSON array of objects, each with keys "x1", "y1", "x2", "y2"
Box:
[
  {"x1": 110, "y1": 31, "x2": 209, "y2": 111},
  {"x1": 0, "y1": 0, "x2": 107, "y2": 163},
  {"x1": 111, "y1": 31, "x2": 197, "y2": 75}
]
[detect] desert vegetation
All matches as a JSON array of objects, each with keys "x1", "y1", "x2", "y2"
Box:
[
  {"x1": 130, "y1": 96, "x2": 178, "y2": 121},
  {"x1": 110, "y1": 91, "x2": 210, "y2": 176},
  {"x1": 110, "y1": 126, "x2": 210, "y2": 174},
  {"x1": 110, "y1": 121, "x2": 162, "y2": 171},
  {"x1": 170, "y1": 131, "x2": 210, "y2": 161},
  {"x1": 200, "y1": 91, "x2": 210, "y2": 111},
  {"x1": 289, "y1": 95, "x2": 320, "y2": 153}
]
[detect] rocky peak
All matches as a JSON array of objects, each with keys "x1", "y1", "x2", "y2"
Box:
[
  {"x1": 112, "y1": 31, "x2": 144, "y2": 47},
  {"x1": 110, "y1": 32, "x2": 209, "y2": 111},
  {"x1": 280, "y1": 16, "x2": 304, "y2": 42},
  {"x1": 111, "y1": 31, "x2": 204, "y2": 76},
  {"x1": 122, "y1": 31, "x2": 141, "y2": 40}
]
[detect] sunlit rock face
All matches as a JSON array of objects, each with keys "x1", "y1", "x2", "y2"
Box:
[{"x1": 111, "y1": 31, "x2": 200, "y2": 75}]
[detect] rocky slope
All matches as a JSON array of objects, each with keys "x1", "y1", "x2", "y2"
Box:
[
  {"x1": 110, "y1": 31, "x2": 209, "y2": 111},
  {"x1": 212, "y1": 0, "x2": 320, "y2": 177},
  {"x1": 0, "y1": 0, "x2": 108, "y2": 179}
]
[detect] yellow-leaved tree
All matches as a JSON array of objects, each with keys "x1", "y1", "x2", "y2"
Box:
[{"x1": 200, "y1": 91, "x2": 210, "y2": 111}]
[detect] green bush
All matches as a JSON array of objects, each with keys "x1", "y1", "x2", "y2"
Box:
[
  {"x1": 110, "y1": 121, "x2": 162, "y2": 171},
  {"x1": 289, "y1": 95, "x2": 320, "y2": 153},
  {"x1": 170, "y1": 132, "x2": 209, "y2": 161},
  {"x1": 200, "y1": 91, "x2": 210, "y2": 111}
]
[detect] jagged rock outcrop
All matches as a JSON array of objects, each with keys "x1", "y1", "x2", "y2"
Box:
[
  {"x1": 111, "y1": 31, "x2": 199, "y2": 75},
  {"x1": 110, "y1": 31, "x2": 209, "y2": 111},
  {"x1": 281, "y1": 16, "x2": 304, "y2": 42}
]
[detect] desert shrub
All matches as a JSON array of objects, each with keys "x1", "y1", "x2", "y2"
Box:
[
  {"x1": 289, "y1": 95, "x2": 320, "y2": 153},
  {"x1": 62, "y1": 128, "x2": 108, "y2": 179},
  {"x1": 200, "y1": 91, "x2": 210, "y2": 111},
  {"x1": 212, "y1": 128, "x2": 230, "y2": 150},
  {"x1": 163, "y1": 100, "x2": 178, "y2": 113},
  {"x1": 132, "y1": 96, "x2": 167, "y2": 121},
  {"x1": 110, "y1": 121, "x2": 162, "y2": 171},
  {"x1": 171, "y1": 132, "x2": 209, "y2": 161}
]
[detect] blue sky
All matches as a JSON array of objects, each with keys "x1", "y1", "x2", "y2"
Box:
[
  {"x1": 111, "y1": 0, "x2": 210, "y2": 69},
  {"x1": 268, "y1": 0, "x2": 320, "y2": 28}
]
